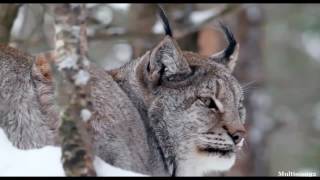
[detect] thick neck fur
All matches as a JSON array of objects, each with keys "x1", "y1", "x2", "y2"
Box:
[
  {"x1": 0, "y1": 45, "x2": 57, "y2": 149},
  {"x1": 109, "y1": 52, "x2": 174, "y2": 176}
]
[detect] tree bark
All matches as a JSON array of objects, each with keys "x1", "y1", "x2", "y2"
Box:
[{"x1": 50, "y1": 4, "x2": 96, "y2": 176}]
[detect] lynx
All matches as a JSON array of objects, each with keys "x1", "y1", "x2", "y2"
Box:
[{"x1": 0, "y1": 7, "x2": 246, "y2": 176}]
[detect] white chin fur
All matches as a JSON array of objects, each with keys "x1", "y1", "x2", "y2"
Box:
[{"x1": 176, "y1": 151, "x2": 236, "y2": 176}]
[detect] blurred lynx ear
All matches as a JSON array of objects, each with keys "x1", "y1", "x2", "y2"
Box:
[
  {"x1": 209, "y1": 22, "x2": 239, "y2": 72},
  {"x1": 32, "y1": 51, "x2": 56, "y2": 81}
]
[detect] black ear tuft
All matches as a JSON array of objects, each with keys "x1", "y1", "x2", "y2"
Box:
[
  {"x1": 218, "y1": 21, "x2": 237, "y2": 60},
  {"x1": 158, "y1": 4, "x2": 173, "y2": 37},
  {"x1": 209, "y1": 21, "x2": 239, "y2": 72}
]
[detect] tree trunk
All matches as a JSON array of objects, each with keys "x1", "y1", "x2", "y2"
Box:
[
  {"x1": 50, "y1": 4, "x2": 96, "y2": 176},
  {"x1": 0, "y1": 4, "x2": 20, "y2": 44}
]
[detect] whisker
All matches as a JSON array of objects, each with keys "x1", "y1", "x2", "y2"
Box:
[
  {"x1": 242, "y1": 89, "x2": 251, "y2": 97},
  {"x1": 241, "y1": 80, "x2": 256, "y2": 89},
  {"x1": 241, "y1": 80, "x2": 258, "y2": 97}
]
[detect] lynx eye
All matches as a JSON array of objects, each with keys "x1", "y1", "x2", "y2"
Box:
[{"x1": 200, "y1": 97, "x2": 218, "y2": 111}]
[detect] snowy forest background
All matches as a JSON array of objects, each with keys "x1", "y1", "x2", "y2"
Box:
[{"x1": 0, "y1": 3, "x2": 320, "y2": 176}]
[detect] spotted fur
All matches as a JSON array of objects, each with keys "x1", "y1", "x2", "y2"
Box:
[{"x1": 0, "y1": 11, "x2": 245, "y2": 176}]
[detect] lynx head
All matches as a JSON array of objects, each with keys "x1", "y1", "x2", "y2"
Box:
[{"x1": 122, "y1": 6, "x2": 246, "y2": 176}]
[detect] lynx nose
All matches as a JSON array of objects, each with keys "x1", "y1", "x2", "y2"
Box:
[
  {"x1": 230, "y1": 132, "x2": 244, "y2": 144},
  {"x1": 222, "y1": 121, "x2": 246, "y2": 145}
]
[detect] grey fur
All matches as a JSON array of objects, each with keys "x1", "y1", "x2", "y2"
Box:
[{"x1": 0, "y1": 32, "x2": 245, "y2": 176}]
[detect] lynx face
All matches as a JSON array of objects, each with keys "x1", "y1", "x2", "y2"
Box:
[
  {"x1": 148, "y1": 54, "x2": 246, "y2": 176},
  {"x1": 138, "y1": 23, "x2": 246, "y2": 176}
]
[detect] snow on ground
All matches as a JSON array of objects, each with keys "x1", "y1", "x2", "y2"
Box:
[{"x1": 0, "y1": 128, "x2": 146, "y2": 176}]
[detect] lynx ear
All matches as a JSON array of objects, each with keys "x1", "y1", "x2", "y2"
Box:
[
  {"x1": 209, "y1": 22, "x2": 239, "y2": 72},
  {"x1": 32, "y1": 51, "x2": 56, "y2": 81},
  {"x1": 146, "y1": 5, "x2": 191, "y2": 85},
  {"x1": 147, "y1": 36, "x2": 191, "y2": 85}
]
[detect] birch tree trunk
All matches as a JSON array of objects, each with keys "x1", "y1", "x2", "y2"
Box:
[{"x1": 50, "y1": 4, "x2": 96, "y2": 176}]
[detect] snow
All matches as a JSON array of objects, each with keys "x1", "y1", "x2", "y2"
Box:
[
  {"x1": 113, "y1": 43, "x2": 132, "y2": 62},
  {"x1": 152, "y1": 20, "x2": 164, "y2": 34},
  {"x1": 0, "y1": 128, "x2": 146, "y2": 176},
  {"x1": 301, "y1": 32, "x2": 320, "y2": 62},
  {"x1": 92, "y1": 5, "x2": 113, "y2": 25},
  {"x1": 81, "y1": 109, "x2": 92, "y2": 122},
  {"x1": 190, "y1": 9, "x2": 217, "y2": 25},
  {"x1": 57, "y1": 54, "x2": 79, "y2": 70},
  {"x1": 0, "y1": 129, "x2": 65, "y2": 176},
  {"x1": 73, "y1": 70, "x2": 90, "y2": 86},
  {"x1": 108, "y1": 4, "x2": 130, "y2": 11},
  {"x1": 10, "y1": 5, "x2": 26, "y2": 39},
  {"x1": 93, "y1": 157, "x2": 145, "y2": 176},
  {"x1": 56, "y1": 39, "x2": 65, "y2": 48}
]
